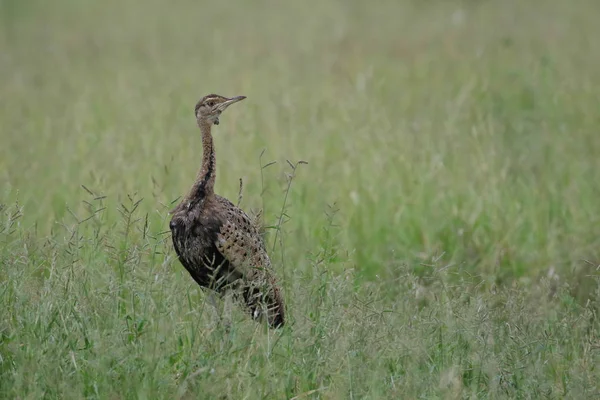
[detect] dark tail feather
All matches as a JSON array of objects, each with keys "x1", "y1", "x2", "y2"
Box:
[{"x1": 244, "y1": 282, "x2": 285, "y2": 328}]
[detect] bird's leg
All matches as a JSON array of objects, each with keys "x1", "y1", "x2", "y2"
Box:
[
  {"x1": 208, "y1": 261, "x2": 236, "y2": 332},
  {"x1": 206, "y1": 292, "x2": 231, "y2": 332},
  {"x1": 208, "y1": 292, "x2": 220, "y2": 315},
  {"x1": 221, "y1": 293, "x2": 233, "y2": 332},
  {"x1": 202, "y1": 254, "x2": 227, "y2": 328}
]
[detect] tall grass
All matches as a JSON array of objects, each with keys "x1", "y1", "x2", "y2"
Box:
[{"x1": 1, "y1": 0, "x2": 599, "y2": 398}]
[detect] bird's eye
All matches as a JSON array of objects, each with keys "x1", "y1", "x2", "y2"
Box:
[{"x1": 206, "y1": 101, "x2": 214, "y2": 107}]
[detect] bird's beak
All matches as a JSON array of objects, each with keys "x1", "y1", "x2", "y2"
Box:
[{"x1": 217, "y1": 95, "x2": 246, "y2": 112}]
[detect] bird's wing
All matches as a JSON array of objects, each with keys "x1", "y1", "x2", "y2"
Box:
[
  {"x1": 215, "y1": 216, "x2": 285, "y2": 327},
  {"x1": 215, "y1": 217, "x2": 271, "y2": 279},
  {"x1": 213, "y1": 203, "x2": 284, "y2": 327}
]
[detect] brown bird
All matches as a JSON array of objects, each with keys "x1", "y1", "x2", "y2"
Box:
[{"x1": 169, "y1": 94, "x2": 285, "y2": 328}]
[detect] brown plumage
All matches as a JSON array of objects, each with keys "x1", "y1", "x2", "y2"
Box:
[{"x1": 169, "y1": 94, "x2": 285, "y2": 328}]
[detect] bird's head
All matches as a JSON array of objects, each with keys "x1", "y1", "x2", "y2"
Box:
[{"x1": 194, "y1": 94, "x2": 246, "y2": 126}]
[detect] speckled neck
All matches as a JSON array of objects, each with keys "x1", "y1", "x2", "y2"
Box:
[{"x1": 187, "y1": 119, "x2": 216, "y2": 204}]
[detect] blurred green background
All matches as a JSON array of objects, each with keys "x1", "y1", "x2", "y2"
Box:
[
  {"x1": 2, "y1": 0, "x2": 600, "y2": 283},
  {"x1": 1, "y1": 0, "x2": 600, "y2": 397},
  {"x1": 3, "y1": 0, "x2": 599, "y2": 284}
]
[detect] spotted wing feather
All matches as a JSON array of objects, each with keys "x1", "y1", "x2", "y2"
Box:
[{"x1": 215, "y1": 211, "x2": 284, "y2": 327}]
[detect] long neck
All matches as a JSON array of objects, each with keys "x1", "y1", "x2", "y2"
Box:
[{"x1": 187, "y1": 119, "x2": 216, "y2": 203}]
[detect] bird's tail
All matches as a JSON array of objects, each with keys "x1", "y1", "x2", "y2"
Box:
[{"x1": 243, "y1": 276, "x2": 285, "y2": 328}]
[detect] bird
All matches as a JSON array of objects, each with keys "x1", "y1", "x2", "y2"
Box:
[{"x1": 169, "y1": 94, "x2": 285, "y2": 328}]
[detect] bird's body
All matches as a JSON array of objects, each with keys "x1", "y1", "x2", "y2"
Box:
[{"x1": 169, "y1": 94, "x2": 284, "y2": 328}]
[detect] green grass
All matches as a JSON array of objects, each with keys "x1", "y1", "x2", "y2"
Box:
[{"x1": 1, "y1": 0, "x2": 600, "y2": 398}]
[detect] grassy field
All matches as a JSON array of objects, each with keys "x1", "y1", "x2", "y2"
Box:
[{"x1": 1, "y1": 0, "x2": 600, "y2": 398}]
